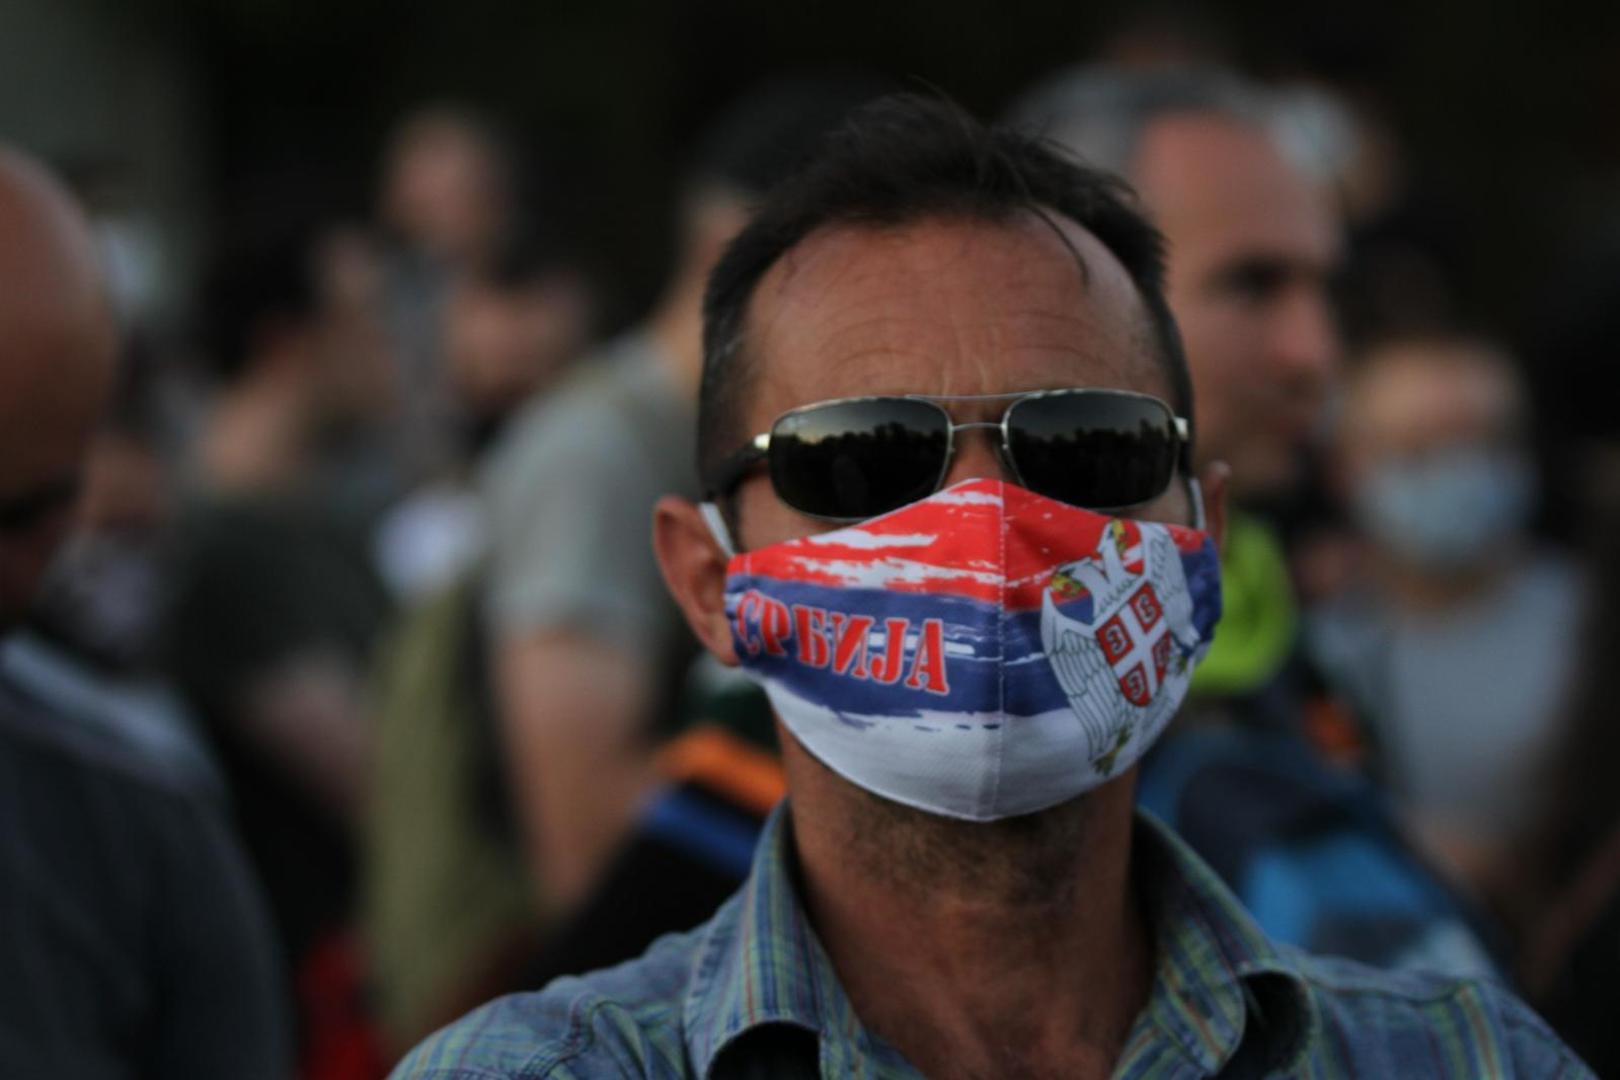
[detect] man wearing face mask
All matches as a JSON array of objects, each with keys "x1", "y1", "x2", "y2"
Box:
[
  {"x1": 1311, "y1": 334, "x2": 1582, "y2": 899},
  {"x1": 394, "y1": 98, "x2": 1584, "y2": 1079}
]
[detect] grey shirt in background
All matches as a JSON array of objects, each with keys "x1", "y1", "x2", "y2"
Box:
[
  {"x1": 1308, "y1": 554, "x2": 1584, "y2": 846},
  {"x1": 0, "y1": 632, "x2": 291, "y2": 1080},
  {"x1": 480, "y1": 332, "x2": 698, "y2": 675}
]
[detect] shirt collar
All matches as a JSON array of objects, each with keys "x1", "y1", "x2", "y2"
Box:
[
  {"x1": 683, "y1": 803, "x2": 1320, "y2": 1079},
  {"x1": 682, "y1": 802, "x2": 859, "y2": 1077},
  {"x1": 1125, "y1": 810, "x2": 1320, "y2": 1075}
]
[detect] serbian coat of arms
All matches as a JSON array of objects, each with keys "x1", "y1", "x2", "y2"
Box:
[{"x1": 1039, "y1": 519, "x2": 1202, "y2": 775}]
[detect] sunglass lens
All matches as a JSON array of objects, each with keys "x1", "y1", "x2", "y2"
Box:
[
  {"x1": 1007, "y1": 393, "x2": 1178, "y2": 509},
  {"x1": 770, "y1": 399, "x2": 949, "y2": 519}
]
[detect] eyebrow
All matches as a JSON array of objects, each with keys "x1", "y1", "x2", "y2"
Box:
[{"x1": 0, "y1": 475, "x2": 82, "y2": 532}]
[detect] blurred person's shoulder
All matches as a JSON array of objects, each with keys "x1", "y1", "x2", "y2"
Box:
[
  {"x1": 0, "y1": 630, "x2": 223, "y2": 805},
  {"x1": 0, "y1": 633, "x2": 293, "y2": 1080},
  {"x1": 481, "y1": 331, "x2": 691, "y2": 494},
  {"x1": 1516, "y1": 545, "x2": 1585, "y2": 617},
  {"x1": 392, "y1": 806, "x2": 791, "y2": 1078},
  {"x1": 1139, "y1": 811, "x2": 1590, "y2": 1076},
  {"x1": 389, "y1": 924, "x2": 709, "y2": 1079},
  {"x1": 475, "y1": 330, "x2": 699, "y2": 644}
]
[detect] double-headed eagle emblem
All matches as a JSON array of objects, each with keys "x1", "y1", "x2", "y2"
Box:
[{"x1": 1040, "y1": 520, "x2": 1201, "y2": 775}]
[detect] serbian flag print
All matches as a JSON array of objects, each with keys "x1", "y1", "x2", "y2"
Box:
[{"x1": 723, "y1": 478, "x2": 1222, "y2": 820}]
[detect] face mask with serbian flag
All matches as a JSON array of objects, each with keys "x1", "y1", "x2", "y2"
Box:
[{"x1": 711, "y1": 477, "x2": 1222, "y2": 821}]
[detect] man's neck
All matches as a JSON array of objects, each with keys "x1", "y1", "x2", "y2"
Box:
[
  {"x1": 199, "y1": 373, "x2": 315, "y2": 496},
  {"x1": 783, "y1": 740, "x2": 1154, "y2": 1080}
]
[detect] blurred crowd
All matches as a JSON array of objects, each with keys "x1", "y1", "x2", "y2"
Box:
[{"x1": 4, "y1": 20, "x2": 1620, "y2": 1080}]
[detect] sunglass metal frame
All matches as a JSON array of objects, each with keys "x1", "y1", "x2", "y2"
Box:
[{"x1": 707, "y1": 387, "x2": 1191, "y2": 522}]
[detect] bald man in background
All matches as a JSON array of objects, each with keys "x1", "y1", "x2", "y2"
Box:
[{"x1": 0, "y1": 146, "x2": 290, "y2": 1078}]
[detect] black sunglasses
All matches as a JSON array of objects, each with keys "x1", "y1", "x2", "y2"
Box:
[{"x1": 706, "y1": 388, "x2": 1191, "y2": 522}]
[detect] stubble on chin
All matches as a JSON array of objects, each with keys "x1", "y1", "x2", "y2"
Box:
[{"x1": 785, "y1": 730, "x2": 1132, "y2": 910}]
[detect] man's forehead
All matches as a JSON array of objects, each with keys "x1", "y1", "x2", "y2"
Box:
[
  {"x1": 742, "y1": 213, "x2": 1167, "y2": 420},
  {"x1": 1350, "y1": 344, "x2": 1522, "y2": 441},
  {"x1": 1132, "y1": 114, "x2": 1340, "y2": 265}
]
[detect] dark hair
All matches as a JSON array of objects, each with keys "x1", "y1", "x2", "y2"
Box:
[
  {"x1": 697, "y1": 93, "x2": 1194, "y2": 492},
  {"x1": 197, "y1": 226, "x2": 322, "y2": 383},
  {"x1": 686, "y1": 71, "x2": 898, "y2": 200}
]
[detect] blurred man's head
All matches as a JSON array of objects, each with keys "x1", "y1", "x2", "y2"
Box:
[
  {"x1": 443, "y1": 236, "x2": 592, "y2": 450},
  {"x1": 632, "y1": 73, "x2": 898, "y2": 389},
  {"x1": 381, "y1": 105, "x2": 513, "y2": 267},
  {"x1": 1012, "y1": 67, "x2": 1343, "y2": 502},
  {"x1": 199, "y1": 222, "x2": 396, "y2": 434},
  {"x1": 664, "y1": 74, "x2": 899, "y2": 302},
  {"x1": 1337, "y1": 334, "x2": 1534, "y2": 576},
  {"x1": 0, "y1": 147, "x2": 118, "y2": 633}
]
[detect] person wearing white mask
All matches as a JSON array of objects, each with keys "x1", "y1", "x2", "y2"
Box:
[{"x1": 1311, "y1": 333, "x2": 1584, "y2": 896}]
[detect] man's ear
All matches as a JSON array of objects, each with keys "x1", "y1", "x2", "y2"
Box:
[
  {"x1": 1196, "y1": 461, "x2": 1231, "y2": 554},
  {"x1": 653, "y1": 495, "x2": 739, "y2": 666}
]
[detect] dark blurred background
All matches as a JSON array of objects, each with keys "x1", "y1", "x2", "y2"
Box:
[{"x1": 7, "y1": 0, "x2": 1620, "y2": 338}]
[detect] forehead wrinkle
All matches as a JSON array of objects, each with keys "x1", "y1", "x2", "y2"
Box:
[
  {"x1": 807, "y1": 305, "x2": 926, "y2": 363},
  {"x1": 750, "y1": 230, "x2": 896, "y2": 363},
  {"x1": 747, "y1": 215, "x2": 1164, "y2": 417}
]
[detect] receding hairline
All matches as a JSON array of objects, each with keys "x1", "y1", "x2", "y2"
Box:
[{"x1": 724, "y1": 207, "x2": 1176, "y2": 430}]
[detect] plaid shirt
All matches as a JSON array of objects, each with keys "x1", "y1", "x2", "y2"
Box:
[{"x1": 393, "y1": 805, "x2": 1588, "y2": 1078}]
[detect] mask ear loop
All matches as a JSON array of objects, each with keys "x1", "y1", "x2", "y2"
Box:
[
  {"x1": 698, "y1": 501, "x2": 738, "y2": 559},
  {"x1": 1187, "y1": 476, "x2": 1207, "y2": 533}
]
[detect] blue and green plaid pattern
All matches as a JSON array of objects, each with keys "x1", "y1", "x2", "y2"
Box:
[{"x1": 393, "y1": 805, "x2": 1589, "y2": 1078}]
